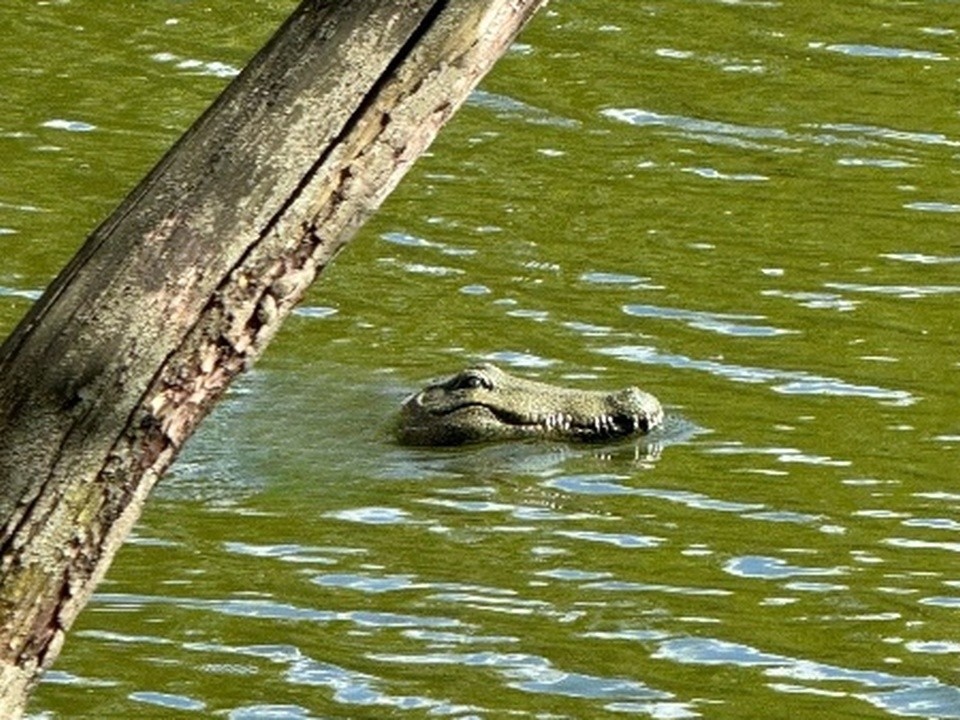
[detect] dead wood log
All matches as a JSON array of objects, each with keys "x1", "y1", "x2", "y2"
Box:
[{"x1": 0, "y1": 0, "x2": 547, "y2": 714}]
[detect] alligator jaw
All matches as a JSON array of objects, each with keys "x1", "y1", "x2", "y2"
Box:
[
  {"x1": 398, "y1": 365, "x2": 664, "y2": 446},
  {"x1": 449, "y1": 404, "x2": 655, "y2": 441}
]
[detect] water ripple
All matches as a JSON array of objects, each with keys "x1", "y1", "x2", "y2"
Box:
[
  {"x1": 562, "y1": 319, "x2": 615, "y2": 337},
  {"x1": 905, "y1": 640, "x2": 960, "y2": 655},
  {"x1": 837, "y1": 156, "x2": 914, "y2": 169},
  {"x1": 151, "y1": 51, "x2": 240, "y2": 78},
  {"x1": 325, "y1": 507, "x2": 414, "y2": 525},
  {"x1": 0, "y1": 200, "x2": 45, "y2": 213},
  {"x1": 683, "y1": 166, "x2": 769, "y2": 181},
  {"x1": 814, "y1": 123, "x2": 960, "y2": 148},
  {"x1": 481, "y1": 350, "x2": 557, "y2": 368},
  {"x1": 312, "y1": 573, "x2": 419, "y2": 594},
  {"x1": 41, "y1": 669, "x2": 118, "y2": 688},
  {"x1": 603, "y1": 108, "x2": 790, "y2": 143},
  {"x1": 554, "y1": 530, "x2": 665, "y2": 549},
  {"x1": 623, "y1": 303, "x2": 793, "y2": 337},
  {"x1": 228, "y1": 705, "x2": 312, "y2": 719},
  {"x1": 706, "y1": 443, "x2": 850, "y2": 467},
  {"x1": 368, "y1": 650, "x2": 682, "y2": 707},
  {"x1": 287, "y1": 656, "x2": 473, "y2": 713},
  {"x1": 545, "y1": 476, "x2": 825, "y2": 526},
  {"x1": 510, "y1": 667, "x2": 664, "y2": 702},
  {"x1": 724, "y1": 556, "x2": 847, "y2": 579},
  {"x1": 654, "y1": 46, "x2": 767, "y2": 74},
  {"x1": 636, "y1": 488, "x2": 764, "y2": 514},
  {"x1": 654, "y1": 637, "x2": 960, "y2": 717},
  {"x1": 903, "y1": 201, "x2": 960, "y2": 214},
  {"x1": 41, "y1": 118, "x2": 96, "y2": 132},
  {"x1": 129, "y1": 692, "x2": 206, "y2": 712},
  {"x1": 92, "y1": 593, "x2": 460, "y2": 630},
  {"x1": 584, "y1": 580, "x2": 732, "y2": 597},
  {"x1": 377, "y1": 257, "x2": 465, "y2": 277},
  {"x1": 545, "y1": 474, "x2": 636, "y2": 495},
  {"x1": 0, "y1": 285, "x2": 43, "y2": 300},
  {"x1": 825, "y1": 282, "x2": 960, "y2": 298},
  {"x1": 291, "y1": 305, "x2": 337, "y2": 319},
  {"x1": 468, "y1": 89, "x2": 580, "y2": 129},
  {"x1": 536, "y1": 567, "x2": 613, "y2": 582},
  {"x1": 761, "y1": 288, "x2": 860, "y2": 312},
  {"x1": 608, "y1": 109, "x2": 959, "y2": 155},
  {"x1": 402, "y1": 629, "x2": 518, "y2": 646},
  {"x1": 596, "y1": 344, "x2": 915, "y2": 404},
  {"x1": 380, "y1": 231, "x2": 475, "y2": 256},
  {"x1": 809, "y1": 42, "x2": 950, "y2": 61},
  {"x1": 224, "y1": 541, "x2": 359, "y2": 564},
  {"x1": 580, "y1": 270, "x2": 660, "y2": 289},
  {"x1": 902, "y1": 517, "x2": 960, "y2": 532},
  {"x1": 883, "y1": 252, "x2": 960, "y2": 265},
  {"x1": 428, "y1": 592, "x2": 554, "y2": 617},
  {"x1": 884, "y1": 537, "x2": 960, "y2": 554}
]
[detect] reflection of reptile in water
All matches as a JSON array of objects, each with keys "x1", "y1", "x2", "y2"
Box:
[{"x1": 397, "y1": 364, "x2": 663, "y2": 446}]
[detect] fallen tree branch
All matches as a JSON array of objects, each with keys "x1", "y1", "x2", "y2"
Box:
[{"x1": 0, "y1": 0, "x2": 547, "y2": 714}]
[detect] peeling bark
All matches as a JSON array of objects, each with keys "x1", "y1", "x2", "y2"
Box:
[{"x1": 0, "y1": 0, "x2": 548, "y2": 714}]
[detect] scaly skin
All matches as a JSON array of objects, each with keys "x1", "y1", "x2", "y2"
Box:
[{"x1": 398, "y1": 364, "x2": 663, "y2": 446}]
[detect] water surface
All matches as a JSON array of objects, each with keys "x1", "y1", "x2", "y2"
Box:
[{"x1": 2, "y1": 1, "x2": 958, "y2": 718}]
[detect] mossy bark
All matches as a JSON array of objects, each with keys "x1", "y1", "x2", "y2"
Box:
[{"x1": 0, "y1": 0, "x2": 547, "y2": 714}]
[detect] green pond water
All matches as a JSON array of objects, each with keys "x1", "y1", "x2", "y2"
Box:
[{"x1": 2, "y1": 1, "x2": 959, "y2": 718}]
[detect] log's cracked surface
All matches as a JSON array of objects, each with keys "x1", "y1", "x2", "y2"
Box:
[{"x1": 0, "y1": 1, "x2": 548, "y2": 714}]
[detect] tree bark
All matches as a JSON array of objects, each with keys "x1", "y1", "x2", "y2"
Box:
[{"x1": 0, "y1": 0, "x2": 547, "y2": 714}]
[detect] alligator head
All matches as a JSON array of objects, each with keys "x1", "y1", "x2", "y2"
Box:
[{"x1": 397, "y1": 364, "x2": 663, "y2": 446}]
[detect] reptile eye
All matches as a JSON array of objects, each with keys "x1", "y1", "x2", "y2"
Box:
[{"x1": 450, "y1": 373, "x2": 491, "y2": 391}]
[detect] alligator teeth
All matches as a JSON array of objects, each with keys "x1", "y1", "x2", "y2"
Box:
[{"x1": 543, "y1": 413, "x2": 561, "y2": 431}]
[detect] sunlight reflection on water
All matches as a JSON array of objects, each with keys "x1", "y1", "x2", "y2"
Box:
[{"x1": 9, "y1": 0, "x2": 960, "y2": 718}]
